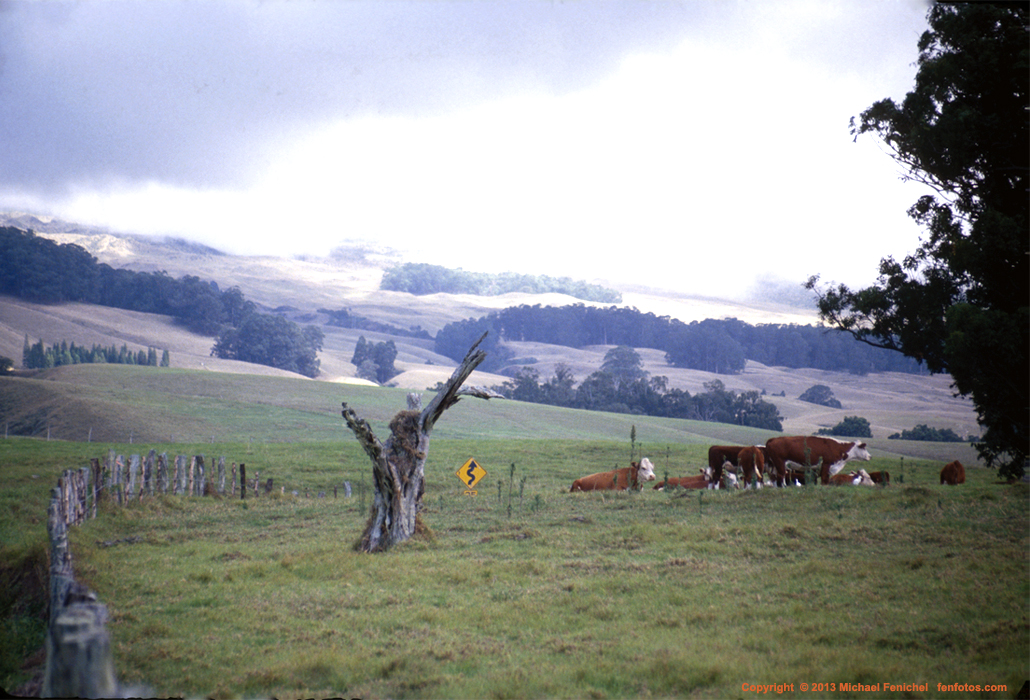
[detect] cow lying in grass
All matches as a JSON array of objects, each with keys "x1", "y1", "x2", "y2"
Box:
[
  {"x1": 828, "y1": 469, "x2": 875, "y2": 486},
  {"x1": 570, "y1": 458, "x2": 656, "y2": 492},
  {"x1": 652, "y1": 465, "x2": 737, "y2": 491}
]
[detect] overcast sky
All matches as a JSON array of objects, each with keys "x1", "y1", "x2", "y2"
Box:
[{"x1": 0, "y1": 0, "x2": 934, "y2": 299}]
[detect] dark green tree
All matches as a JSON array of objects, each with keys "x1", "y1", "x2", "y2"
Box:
[
  {"x1": 807, "y1": 3, "x2": 1028, "y2": 478},
  {"x1": 798, "y1": 384, "x2": 842, "y2": 409},
  {"x1": 818, "y1": 416, "x2": 873, "y2": 438},
  {"x1": 600, "y1": 346, "x2": 648, "y2": 390},
  {"x1": 211, "y1": 313, "x2": 322, "y2": 378}
]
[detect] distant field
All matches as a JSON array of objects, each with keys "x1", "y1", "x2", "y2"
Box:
[{"x1": 0, "y1": 363, "x2": 980, "y2": 466}]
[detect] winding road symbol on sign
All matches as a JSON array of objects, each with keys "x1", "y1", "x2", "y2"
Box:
[{"x1": 456, "y1": 458, "x2": 486, "y2": 490}]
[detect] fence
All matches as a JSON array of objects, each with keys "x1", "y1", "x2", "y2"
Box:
[{"x1": 43, "y1": 449, "x2": 262, "y2": 697}]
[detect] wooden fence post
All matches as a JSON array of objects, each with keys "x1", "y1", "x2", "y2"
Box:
[
  {"x1": 90, "y1": 459, "x2": 101, "y2": 517},
  {"x1": 78, "y1": 467, "x2": 90, "y2": 523},
  {"x1": 218, "y1": 457, "x2": 226, "y2": 495},
  {"x1": 47, "y1": 489, "x2": 73, "y2": 623},
  {"x1": 230, "y1": 463, "x2": 237, "y2": 497},
  {"x1": 156, "y1": 453, "x2": 167, "y2": 494},
  {"x1": 175, "y1": 455, "x2": 186, "y2": 495},
  {"x1": 43, "y1": 602, "x2": 118, "y2": 699},
  {"x1": 128, "y1": 455, "x2": 140, "y2": 502},
  {"x1": 145, "y1": 450, "x2": 156, "y2": 497},
  {"x1": 195, "y1": 455, "x2": 206, "y2": 496},
  {"x1": 103, "y1": 454, "x2": 113, "y2": 507},
  {"x1": 253, "y1": 470, "x2": 259, "y2": 498},
  {"x1": 240, "y1": 464, "x2": 246, "y2": 500},
  {"x1": 113, "y1": 456, "x2": 124, "y2": 506}
]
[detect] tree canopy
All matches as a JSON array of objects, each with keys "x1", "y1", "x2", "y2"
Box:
[{"x1": 807, "y1": 3, "x2": 1028, "y2": 477}]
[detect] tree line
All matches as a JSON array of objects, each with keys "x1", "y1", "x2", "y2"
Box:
[
  {"x1": 486, "y1": 346, "x2": 783, "y2": 430},
  {"x1": 0, "y1": 227, "x2": 322, "y2": 377},
  {"x1": 433, "y1": 304, "x2": 925, "y2": 375},
  {"x1": 380, "y1": 262, "x2": 623, "y2": 303},
  {"x1": 21, "y1": 337, "x2": 169, "y2": 369}
]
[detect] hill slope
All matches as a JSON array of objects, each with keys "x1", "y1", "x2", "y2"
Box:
[{"x1": 0, "y1": 222, "x2": 980, "y2": 445}]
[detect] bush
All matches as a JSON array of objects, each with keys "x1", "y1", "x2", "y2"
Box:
[
  {"x1": 818, "y1": 416, "x2": 872, "y2": 438},
  {"x1": 799, "y1": 384, "x2": 842, "y2": 408},
  {"x1": 888, "y1": 424, "x2": 964, "y2": 442}
]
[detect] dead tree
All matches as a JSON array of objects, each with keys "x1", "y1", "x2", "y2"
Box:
[{"x1": 341, "y1": 332, "x2": 502, "y2": 553}]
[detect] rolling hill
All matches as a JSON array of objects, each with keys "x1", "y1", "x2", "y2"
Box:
[{"x1": 0, "y1": 218, "x2": 980, "y2": 454}]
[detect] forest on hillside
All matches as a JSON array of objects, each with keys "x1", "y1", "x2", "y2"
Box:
[
  {"x1": 0, "y1": 227, "x2": 324, "y2": 377},
  {"x1": 434, "y1": 304, "x2": 925, "y2": 376},
  {"x1": 2, "y1": 226, "x2": 923, "y2": 384},
  {"x1": 380, "y1": 262, "x2": 622, "y2": 302}
]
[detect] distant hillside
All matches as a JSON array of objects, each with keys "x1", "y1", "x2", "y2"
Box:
[
  {"x1": 0, "y1": 214, "x2": 980, "y2": 446},
  {"x1": 0, "y1": 295, "x2": 980, "y2": 443}
]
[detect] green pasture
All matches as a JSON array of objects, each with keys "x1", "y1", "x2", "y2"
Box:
[{"x1": 1, "y1": 435, "x2": 1027, "y2": 698}]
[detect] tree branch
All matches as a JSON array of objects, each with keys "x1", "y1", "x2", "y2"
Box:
[{"x1": 419, "y1": 331, "x2": 499, "y2": 433}]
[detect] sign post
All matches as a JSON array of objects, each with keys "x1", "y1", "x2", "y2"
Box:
[{"x1": 455, "y1": 458, "x2": 487, "y2": 496}]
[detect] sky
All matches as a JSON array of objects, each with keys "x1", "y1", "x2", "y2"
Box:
[{"x1": 0, "y1": 0, "x2": 935, "y2": 300}]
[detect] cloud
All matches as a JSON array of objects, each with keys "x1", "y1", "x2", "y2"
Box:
[{"x1": 0, "y1": 0, "x2": 934, "y2": 299}]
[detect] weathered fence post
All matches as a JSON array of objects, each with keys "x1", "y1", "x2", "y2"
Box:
[
  {"x1": 218, "y1": 456, "x2": 226, "y2": 495},
  {"x1": 90, "y1": 459, "x2": 101, "y2": 517},
  {"x1": 47, "y1": 489, "x2": 73, "y2": 626},
  {"x1": 43, "y1": 602, "x2": 118, "y2": 699},
  {"x1": 196, "y1": 455, "x2": 206, "y2": 496},
  {"x1": 127, "y1": 455, "x2": 140, "y2": 502},
  {"x1": 253, "y1": 470, "x2": 260, "y2": 498},
  {"x1": 240, "y1": 464, "x2": 246, "y2": 500},
  {"x1": 78, "y1": 467, "x2": 90, "y2": 522},
  {"x1": 175, "y1": 455, "x2": 187, "y2": 495},
  {"x1": 156, "y1": 453, "x2": 168, "y2": 494},
  {"x1": 188, "y1": 456, "x2": 196, "y2": 496},
  {"x1": 230, "y1": 463, "x2": 237, "y2": 497},
  {"x1": 145, "y1": 450, "x2": 156, "y2": 497},
  {"x1": 113, "y1": 456, "x2": 124, "y2": 506},
  {"x1": 44, "y1": 487, "x2": 119, "y2": 698}
]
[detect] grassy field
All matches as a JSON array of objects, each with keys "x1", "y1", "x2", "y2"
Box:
[{"x1": 2, "y1": 432, "x2": 1027, "y2": 698}]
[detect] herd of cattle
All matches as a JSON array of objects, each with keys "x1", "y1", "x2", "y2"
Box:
[{"x1": 569, "y1": 435, "x2": 967, "y2": 492}]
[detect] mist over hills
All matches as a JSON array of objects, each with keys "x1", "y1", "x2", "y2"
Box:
[{"x1": 0, "y1": 214, "x2": 979, "y2": 443}]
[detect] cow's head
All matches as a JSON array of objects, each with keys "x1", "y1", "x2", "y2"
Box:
[
  {"x1": 637, "y1": 457, "x2": 656, "y2": 481},
  {"x1": 854, "y1": 469, "x2": 874, "y2": 486},
  {"x1": 848, "y1": 442, "x2": 872, "y2": 462}
]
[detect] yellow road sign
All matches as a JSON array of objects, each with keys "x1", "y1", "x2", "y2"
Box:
[{"x1": 456, "y1": 458, "x2": 487, "y2": 489}]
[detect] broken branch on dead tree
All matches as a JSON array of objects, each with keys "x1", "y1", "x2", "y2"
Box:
[{"x1": 341, "y1": 330, "x2": 502, "y2": 553}]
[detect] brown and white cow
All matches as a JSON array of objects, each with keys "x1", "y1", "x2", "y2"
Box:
[
  {"x1": 764, "y1": 436, "x2": 872, "y2": 487},
  {"x1": 708, "y1": 445, "x2": 755, "y2": 487},
  {"x1": 828, "y1": 469, "x2": 875, "y2": 486},
  {"x1": 737, "y1": 446, "x2": 765, "y2": 489},
  {"x1": 940, "y1": 460, "x2": 965, "y2": 485},
  {"x1": 653, "y1": 469, "x2": 712, "y2": 491},
  {"x1": 867, "y1": 470, "x2": 890, "y2": 485},
  {"x1": 570, "y1": 458, "x2": 656, "y2": 492}
]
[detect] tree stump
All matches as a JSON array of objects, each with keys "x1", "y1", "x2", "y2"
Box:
[{"x1": 342, "y1": 332, "x2": 502, "y2": 553}]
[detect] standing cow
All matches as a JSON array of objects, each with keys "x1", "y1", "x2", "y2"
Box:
[
  {"x1": 940, "y1": 460, "x2": 965, "y2": 485},
  {"x1": 764, "y1": 436, "x2": 872, "y2": 487},
  {"x1": 570, "y1": 458, "x2": 656, "y2": 492},
  {"x1": 707, "y1": 445, "x2": 752, "y2": 488},
  {"x1": 737, "y1": 446, "x2": 765, "y2": 489}
]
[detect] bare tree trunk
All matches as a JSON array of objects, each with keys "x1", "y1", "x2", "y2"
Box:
[{"x1": 342, "y1": 332, "x2": 502, "y2": 553}]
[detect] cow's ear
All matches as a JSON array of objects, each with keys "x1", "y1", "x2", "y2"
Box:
[{"x1": 858, "y1": 443, "x2": 866, "y2": 449}]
